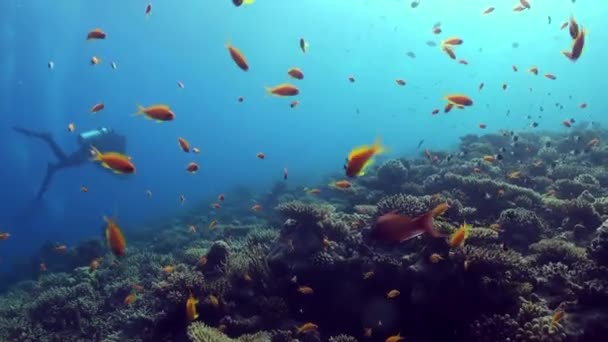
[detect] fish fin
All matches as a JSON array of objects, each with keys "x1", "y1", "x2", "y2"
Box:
[
  {"x1": 562, "y1": 51, "x2": 573, "y2": 60},
  {"x1": 416, "y1": 211, "x2": 444, "y2": 238},
  {"x1": 133, "y1": 104, "x2": 145, "y2": 116},
  {"x1": 372, "y1": 137, "x2": 387, "y2": 154},
  {"x1": 358, "y1": 159, "x2": 374, "y2": 176}
]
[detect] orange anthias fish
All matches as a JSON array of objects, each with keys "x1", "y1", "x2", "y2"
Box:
[
  {"x1": 331, "y1": 180, "x2": 352, "y2": 189},
  {"x1": 90, "y1": 147, "x2": 136, "y2": 174},
  {"x1": 299, "y1": 37, "x2": 309, "y2": 53},
  {"x1": 563, "y1": 28, "x2": 586, "y2": 62},
  {"x1": 0, "y1": 232, "x2": 11, "y2": 240},
  {"x1": 288, "y1": 68, "x2": 304, "y2": 80},
  {"x1": 86, "y1": 28, "x2": 106, "y2": 40},
  {"x1": 186, "y1": 290, "x2": 199, "y2": 321},
  {"x1": 295, "y1": 322, "x2": 318, "y2": 335},
  {"x1": 89, "y1": 258, "x2": 101, "y2": 272},
  {"x1": 104, "y1": 216, "x2": 126, "y2": 256},
  {"x1": 395, "y1": 79, "x2": 406, "y2": 86},
  {"x1": 307, "y1": 188, "x2": 321, "y2": 195},
  {"x1": 55, "y1": 244, "x2": 68, "y2": 253},
  {"x1": 90, "y1": 103, "x2": 105, "y2": 113},
  {"x1": 186, "y1": 162, "x2": 199, "y2": 173},
  {"x1": 544, "y1": 73, "x2": 557, "y2": 80},
  {"x1": 265, "y1": 83, "x2": 299, "y2": 97},
  {"x1": 135, "y1": 104, "x2": 175, "y2": 122},
  {"x1": 345, "y1": 138, "x2": 386, "y2": 177},
  {"x1": 178, "y1": 137, "x2": 190, "y2": 152},
  {"x1": 386, "y1": 333, "x2": 405, "y2": 342},
  {"x1": 449, "y1": 223, "x2": 471, "y2": 248},
  {"x1": 226, "y1": 42, "x2": 249, "y2": 71},
  {"x1": 442, "y1": 37, "x2": 463, "y2": 45},
  {"x1": 569, "y1": 15, "x2": 579, "y2": 39},
  {"x1": 529, "y1": 66, "x2": 539, "y2": 75},
  {"x1": 208, "y1": 220, "x2": 218, "y2": 230},
  {"x1": 124, "y1": 293, "x2": 137, "y2": 305},
  {"x1": 251, "y1": 204, "x2": 263, "y2": 212},
  {"x1": 256, "y1": 152, "x2": 265, "y2": 159},
  {"x1": 441, "y1": 45, "x2": 456, "y2": 59},
  {"x1": 298, "y1": 286, "x2": 314, "y2": 294},
  {"x1": 445, "y1": 94, "x2": 473, "y2": 107},
  {"x1": 386, "y1": 289, "x2": 400, "y2": 298},
  {"x1": 372, "y1": 203, "x2": 447, "y2": 243}
]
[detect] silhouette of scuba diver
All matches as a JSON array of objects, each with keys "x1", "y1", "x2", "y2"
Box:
[{"x1": 13, "y1": 126, "x2": 127, "y2": 199}]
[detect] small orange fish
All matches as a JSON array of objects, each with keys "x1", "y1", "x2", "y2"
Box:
[
  {"x1": 445, "y1": 94, "x2": 473, "y2": 106},
  {"x1": 206, "y1": 294, "x2": 220, "y2": 307},
  {"x1": 473, "y1": 167, "x2": 482, "y2": 173},
  {"x1": 226, "y1": 42, "x2": 249, "y2": 71},
  {"x1": 186, "y1": 162, "x2": 199, "y2": 173},
  {"x1": 395, "y1": 79, "x2": 406, "y2": 86},
  {"x1": 479, "y1": 123, "x2": 487, "y2": 129},
  {"x1": 87, "y1": 28, "x2": 106, "y2": 40},
  {"x1": 544, "y1": 73, "x2": 557, "y2": 80},
  {"x1": 444, "y1": 103, "x2": 454, "y2": 113},
  {"x1": 135, "y1": 104, "x2": 175, "y2": 122},
  {"x1": 364, "y1": 327, "x2": 373, "y2": 337},
  {"x1": 186, "y1": 290, "x2": 199, "y2": 321},
  {"x1": 563, "y1": 27, "x2": 586, "y2": 62},
  {"x1": 529, "y1": 66, "x2": 539, "y2": 75},
  {"x1": 363, "y1": 271, "x2": 375, "y2": 280},
  {"x1": 298, "y1": 286, "x2": 314, "y2": 295},
  {"x1": 290, "y1": 100, "x2": 299, "y2": 108},
  {"x1": 345, "y1": 138, "x2": 386, "y2": 177},
  {"x1": 512, "y1": 65, "x2": 518, "y2": 72},
  {"x1": 563, "y1": 120, "x2": 572, "y2": 128},
  {"x1": 124, "y1": 293, "x2": 137, "y2": 305},
  {"x1": 251, "y1": 204, "x2": 263, "y2": 212},
  {"x1": 288, "y1": 68, "x2": 304, "y2": 80},
  {"x1": 299, "y1": 37, "x2": 309, "y2": 53},
  {"x1": 588, "y1": 138, "x2": 600, "y2": 147},
  {"x1": 39, "y1": 263, "x2": 47, "y2": 272},
  {"x1": 243, "y1": 273, "x2": 253, "y2": 282},
  {"x1": 0, "y1": 232, "x2": 11, "y2": 240},
  {"x1": 332, "y1": 180, "x2": 352, "y2": 189},
  {"x1": 104, "y1": 216, "x2": 126, "y2": 256},
  {"x1": 482, "y1": 7, "x2": 495, "y2": 15},
  {"x1": 580, "y1": 102, "x2": 587, "y2": 109},
  {"x1": 295, "y1": 322, "x2": 318, "y2": 335},
  {"x1": 54, "y1": 244, "x2": 68, "y2": 253},
  {"x1": 162, "y1": 265, "x2": 174, "y2": 274},
  {"x1": 483, "y1": 155, "x2": 496, "y2": 162},
  {"x1": 513, "y1": 5, "x2": 525, "y2": 12},
  {"x1": 442, "y1": 45, "x2": 456, "y2": 59},
  {"x1": 265, "y1": 83, "x2": 299, "y2": 97},
  {"x1": 552, "y1": 309, "x2": 565, "y2": 326},
  {"x1": 90, "y1": 103, "x2": 105, "y2": 113},
  {"x1": 208, "y1": 220, "x2": 218, "y2": 230},
  {"x1": 442, "y1": 37, "x2": 463, "y2": 45},
  {"x1": 67, "y1": 123, "x2": 76, "y2": 132},
  {"x1": 569, "y1": 15, "x2": 579, "y2": 39},
  {"x1": 429, "y1": 253, "x2": 444, "y2": 263},
  {"x1": 178, "y1": 137, "x2": 190, "y2": 153},
  {"x1": 457, "y1": 59, "x2": 468, "y2": 65},
  {"x1": 432, "y1": 26, "x2": 442, "y2": 34},
  {"x1": 211, "y1": 203, "x2": 221, "y2": 209},
  {"x1": 198, "y1": 256, "x2": 208, "y2": 267},
  {"x1": 348, "y1": 76, "x2": 356, "y2": 82},
  {"x1": 449, "y1": 223, "x2": 470, "y2": 248},
  {"x1": 89, "y1": 258, "x2": 101, "y2": 272},
  {"x1": 497, "y1": 189, "x2": 505, "y2": 197},
  {"x1": 90, "y1": 56, "x2": 101, "y2": 65},
  {"x1": 431, "y1": 108, "x2": 439, "y2": 115},
  {"x1": 307, "y1": 188, "x2": 321, "y2": 195},
  {"x1": 386, "y1": 289, "x2": 401, "y2": 299},
  {"x1": 386, "y1": 332, "x2": 405, "y2": 342},
  {"x1": 218, "y1": 194, "x2": 225, "y2": 201}
]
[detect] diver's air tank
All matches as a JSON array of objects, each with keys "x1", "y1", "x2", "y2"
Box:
[{"x1": 77, "y1": 127, "x2": 110, "y2": 145}]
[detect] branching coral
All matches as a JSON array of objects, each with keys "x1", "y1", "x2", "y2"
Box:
[
  {"x1": 376, "y1": 193, "x2": 429, "y2": 216},
  {"x1": 276, "y1": 201, "x2": 334, "y2": 224},
  {"x1": 188, "y1": 322, "x2": 234, "y2": 342},
  {"x1": 529, "y1": 239, "x2": 587, "y2": 265},
  {"x1": 328, "y1": 334, "x2": 358, "y2": 342},
  {"x1": 498, "y1": 208, "x2": 546, "y2": 250}
]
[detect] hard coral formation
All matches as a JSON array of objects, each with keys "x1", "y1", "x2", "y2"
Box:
[{"x1": 4, "y1": 129, "x2": 608, "y2": 341}]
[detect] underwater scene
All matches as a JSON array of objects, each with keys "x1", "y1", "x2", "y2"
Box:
[{"x1": 1, "y1": 0, "x2": 608, "y2": 341}]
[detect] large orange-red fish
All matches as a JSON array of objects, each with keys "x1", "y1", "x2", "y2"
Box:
[
  {"x1": 442, "y1": 37, "x2": 463, "y2": 46},
  {"x1": 104, "y1": 216, "x2": 126, "y2": 256},
  {"x1": 90, "y1": 147, "x2": 136, "y2": 174},
  {"x1": 344, "y1": 138, "x2": 386, "y2": 177},
  {"x1": 87, "y1": 28, "x2": 106, "y2": 40},
  {"x1": 372, "y1": 203, "x2": 448, "y2": 243},
  {"x1": 135, "y1": 104, "x2": 175, "y2": 122},
  {"x1": 445, "y1": 94, "x2": 473, "y2": 107},
  {"x1": 226, "y1": 42, "x2": 249, "y2": 71}
]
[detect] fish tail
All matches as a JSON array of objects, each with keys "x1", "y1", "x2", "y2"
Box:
[
  {"x1": 417, "y1": 211, "x2": 444, "y2": 238},
  {"x1": 562, "y1": 51, "x2": 573, "y2": 60},
  {"x1": 133, "y1": 104, "x2": 145, "y2": 116},
  {"x1": 372, "y1": 137, "x2": 386, "y2": 154}
]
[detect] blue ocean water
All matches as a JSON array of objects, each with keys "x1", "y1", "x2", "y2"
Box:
[{"x1": 0, "y1": 0, "x2": 604, "y2": 280}]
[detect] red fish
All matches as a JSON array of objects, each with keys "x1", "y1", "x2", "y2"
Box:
[
  {"x1": 218, "y1": 194, "x2": 225, "y2": 201},
  {"x1": 580, "y1": 102, "x2": 587, "y2": 109},
  {"x1": 479, "y1": 123, "x2": 487, "y2": 129},
  {"x1": 431, "y1": 109, "x2": 439, "y2": 115},
  {"x1": 178, "y1": 137, "x2": 190, "y2": 153},
  {"x1": 256, "y1": 152, "x2": 265, "y2": 159},
  {"x1": 544, "y1": 73, "x2": 557, "y2": 80},
  {"x1": 226, "y1": 42, "x2": 249, "y2": 71},
  {"x1": 458, "y1": 59, "x2": 468, "y2": 65},
  {"x1": 442, "y1": 45, "x2": 456, "y2": 59},
  {"x1": 445, "y1": 94, "x2": 473, "y2": 106},
  {"x1": 569, "y1": 15, "x2": 579, "y2": 39},
  {"x1": 135, "y1": 104, "x2": 175, "y2": 122},
  {"x1": 91, "y1": 103, "x2": 105, "y2": 113},
  {"x1": 186, "y1": 162, "x2": 199, "y2": 173},
  {"x1": 562, "y1": 120, "x2": 572, "y2": 128},
  {"x1": 104, "y1": 216, "x2": 126, "y2": 256},
  {"x1": 372, "y1": 203, "x2": 448, "y2": 243},
  {"x1": 442, "y1": 37, "x2": 463, "y2": 46},
  {"x1": 444, "y1": 103, "x2": 454, "y2": 113},
  {"x1": 288, "y1": 68, "x2": 304, "y2": 80},
  {"x1": 87, "y1": 28, "x2": 106, "y2": 40},
  {"x1": 395, "y1": 79, "x2": 406, "y2": 86},
  {"x1": 265, "y1": 84, "x2": 299, "y2": 97},
  {"x1": 563, "y1": 28, "x2": 586, "y2": 62}
]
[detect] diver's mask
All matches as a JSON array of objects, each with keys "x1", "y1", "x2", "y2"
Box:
[{"x1": 78, "y1": 127, "x2": 112, "y2": 144}]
